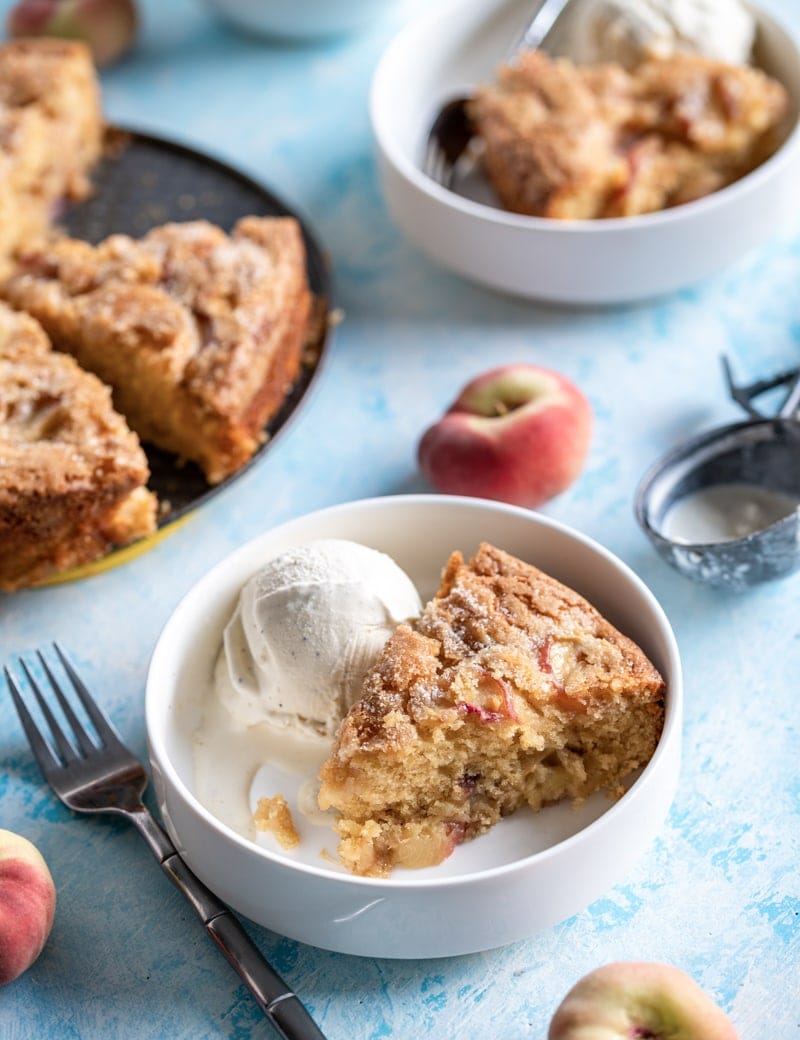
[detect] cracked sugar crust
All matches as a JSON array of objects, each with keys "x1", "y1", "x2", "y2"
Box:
[
  {"x1": 0, "y1": 39, "x2": 102, "y2": 269},
  {"x1": 468, "y1": 50, "x2": 789, "y2": 219},
  {"x1": 0, "y1": 302, "x2": 156, "y2": 591},
  {"x1": 1, "y1": 216, "x2": 313, "y2": 483},
  {"x1": 318, "y1": 543, "x2": 666, "y2": 877}
]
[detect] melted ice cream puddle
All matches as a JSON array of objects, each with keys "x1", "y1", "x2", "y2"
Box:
[
  {"x1": 191, "y1": 539, "x2": 421, "y2": 849},
  {"x1": 661, "y1": 484, "x2": 798, "y2": 544},
  {"x1": 193, "y1": 690, "x2": 332, "y2": 842}
]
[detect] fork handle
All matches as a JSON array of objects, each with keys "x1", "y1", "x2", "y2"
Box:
[
  {"x1": 129, "y1": 807, "x2": 328, "y2": 1040},
  {"x1": 514, "y1": 0, "x2": 571, "y2": 53}
]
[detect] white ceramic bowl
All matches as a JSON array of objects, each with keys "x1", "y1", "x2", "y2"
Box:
[
  {"x1": 370, "y1": 0, "x2": 800, "y2": 305},
  {"x1": 146, "y1": 495, "x2": 681, "y2": 958},
  {"x1": 199, "y1": 0, "x2": 391, "y2": 40}
]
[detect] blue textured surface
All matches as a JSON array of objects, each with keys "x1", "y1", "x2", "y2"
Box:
[{"x1": 2, "y1": 0, "x2": 800, "y2": 1036}]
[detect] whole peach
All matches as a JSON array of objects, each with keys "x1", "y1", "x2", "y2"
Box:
[
  {"x1": 417, "y1": 364, "x2": 592, "y2": 509},
  {"x1": 0, "y1": 828, "x2": 57, "y2": 986},
  {"x1": 7, "y1": 0, "x2": 138, "y2": 67},
  {"x1": 548, "y1": 962, "x2": 738, "y2": 1040}
]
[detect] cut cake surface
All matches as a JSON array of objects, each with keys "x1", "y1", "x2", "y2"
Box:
[
  {"x1": 0, "y1": 301, "x2": 156, "y2": 591},
  {"x1": 318, "y1": 543, "x2": 666, "y2": 877},
  {"x1": 1, "y1": 216, "x2": 312, "y2": 484}
]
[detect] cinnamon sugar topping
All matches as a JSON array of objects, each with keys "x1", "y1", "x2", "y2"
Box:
[{"x1": 318, "y1": 543, "x2": 665, "y2": 877}]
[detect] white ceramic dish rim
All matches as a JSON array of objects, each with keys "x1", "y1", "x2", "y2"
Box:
[
  {"x1": 146, "y1": 494, "x2": 682, "y2": 892},
  {"x1": 370, "y1": 0, "x2": 800, "y2": 234}
]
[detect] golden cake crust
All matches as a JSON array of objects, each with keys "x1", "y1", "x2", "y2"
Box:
[
  {"x1": 318, "y1": 543, "x2": 665, "y2": 877},
  {"x1": 469, "y1": 50, "x2": 788, "y2": 219},
  {"x1": 1, "y1": 216, "x2": 313, "y2": 483},
  {"x1": 0, "y1": 39, "x2": 102, "y2": 269},
  {"x1": 0, "y1": 302, "x2": 156, "y2": 591}
]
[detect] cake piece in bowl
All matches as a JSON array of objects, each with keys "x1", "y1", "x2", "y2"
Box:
[
  {"x1": 1, "y1": 216, "x2": 312, "y2": 484},
  {"x1": 0, "y1": 38, "x2": 102, "y2": 269},
  {"x1": 469, "y1": 50, "x2": 789, "y2": 219},
  {"x1": 318, "y1": 543, "x2": 665, "y2": 877},
  {"x1": 0, "y1": 302, "x2": 156, "y2": 592}
]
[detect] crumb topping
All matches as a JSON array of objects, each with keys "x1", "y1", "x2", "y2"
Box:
[
  {"x1": 1, "y1": 216, "x2": 313, "y2": 483},
  {"x1": 469, "y1": 50, "x2": 789, "y2": 219},
  {"x1": 318, "y1": 543, "x2": 665, "y2": 877},
  {"x1": 0, "y1": 301, "x2": 157, "y2": 590},
  {"x1": 0, "y1": 39, "x2": 102, "y2": 270}
]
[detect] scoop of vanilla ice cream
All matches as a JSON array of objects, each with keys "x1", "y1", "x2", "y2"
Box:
[
  {"x1": 215, "y1": 539, "x2": 422, "y2": 736},
  {"x1": 570, "y1": 0, "x2": 756, "y2": 69}
]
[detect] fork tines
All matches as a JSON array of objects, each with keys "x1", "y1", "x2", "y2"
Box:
[
  {"x1": 5, "y1": 644, "x2": 121, "y2": 777},
  {"x1": 423, "y1": 97, "x2": 477, "y2": 189}
]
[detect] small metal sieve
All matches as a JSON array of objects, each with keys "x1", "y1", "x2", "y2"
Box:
[{"x1": 635, "y1": 360, "x2": 800, "y2": 591}]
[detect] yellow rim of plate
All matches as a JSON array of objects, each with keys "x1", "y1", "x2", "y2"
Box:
[{"x1": 40, "y1": 514, "x2": 193, "y2": 587}]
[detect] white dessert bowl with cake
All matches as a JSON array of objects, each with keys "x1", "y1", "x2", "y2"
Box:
[
  {"x1": 146, "y1": 495, "x2": 681, "y2": 959},
  {"x1": 370, "y1": 0, "x2": 800, "y2": 304}
]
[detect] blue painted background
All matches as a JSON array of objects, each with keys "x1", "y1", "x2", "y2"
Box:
[{"x1": 1, "y1": 0, "x2": 799, "y2": 1035}]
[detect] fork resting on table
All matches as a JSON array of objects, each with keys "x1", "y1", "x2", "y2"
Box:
[{"x1": 5, "y1": 645, "x2": 327, "y2": 1040}]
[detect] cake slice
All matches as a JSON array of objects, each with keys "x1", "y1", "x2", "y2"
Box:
[
  {"x1": 468, "y1": 53, "x2": 632, "y2": 219},
  {"x1": 0, "y1": 38, "x2": 102, "y2": 269},
  {"x1": 318, "y1": 543, "x2": 665, "y2": 877},
  {"x1": 468, "y1": 50, "x2": 788, "y2": 219},
  {"x1": 1, "y1": 216, "x2": 313, "y2": 484},
  {"x1": 0, "y1": 302, "x2": 157, "y2": 592}
]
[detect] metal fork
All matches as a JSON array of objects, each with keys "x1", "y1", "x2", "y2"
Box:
[
  {"x1": 5, "y1": 645, "x2": 327, "y2": 1040},
  {"x1": 422, "y1": 0, "x2": 572, "y2": 188}
]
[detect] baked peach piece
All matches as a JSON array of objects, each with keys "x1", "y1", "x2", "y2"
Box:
[
  {"x1": 318, "y1": 543, "x2": 665, "y2": 877},
  {"x1": 2, "y1": 217, "x2": 312, "y2": 484},
  {"x1": 0, "y1": 38, "x2": 102, "y2": 267},
  {"x1": 0, "y1": 302, "x2": 156, "y2": 592}
]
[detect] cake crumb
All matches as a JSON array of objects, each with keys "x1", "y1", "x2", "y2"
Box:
[{"x1": 254, "y1": 794, "x2": 300, "y2": 849}]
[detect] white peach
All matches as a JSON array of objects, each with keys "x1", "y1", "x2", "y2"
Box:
[
  {"x1": 0, "y1": 829, "x2": 57, "y2": 987},
  {"x1": 548, "y1": 962, "x2": 738, "y2": 1040},
  {"x1": 417, "y1": 364, "x2": 592, "y2": 509}
]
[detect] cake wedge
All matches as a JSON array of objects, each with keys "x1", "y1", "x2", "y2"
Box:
[
  {"x1": 1, "y1": 216, "x2": 312, "y2": 484},
  {"x1": 0, "y1": 302, "x2": 156, "y2": 592},
  {"x1": 0, "y1": 38, "x2": 102, "y2": 270},
  {"x1": 318, "y1": 543, "x2": 665, "y2": 877},
  {"x1": 468, "y1": 50, "x2": 788, "y2": 219}
]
